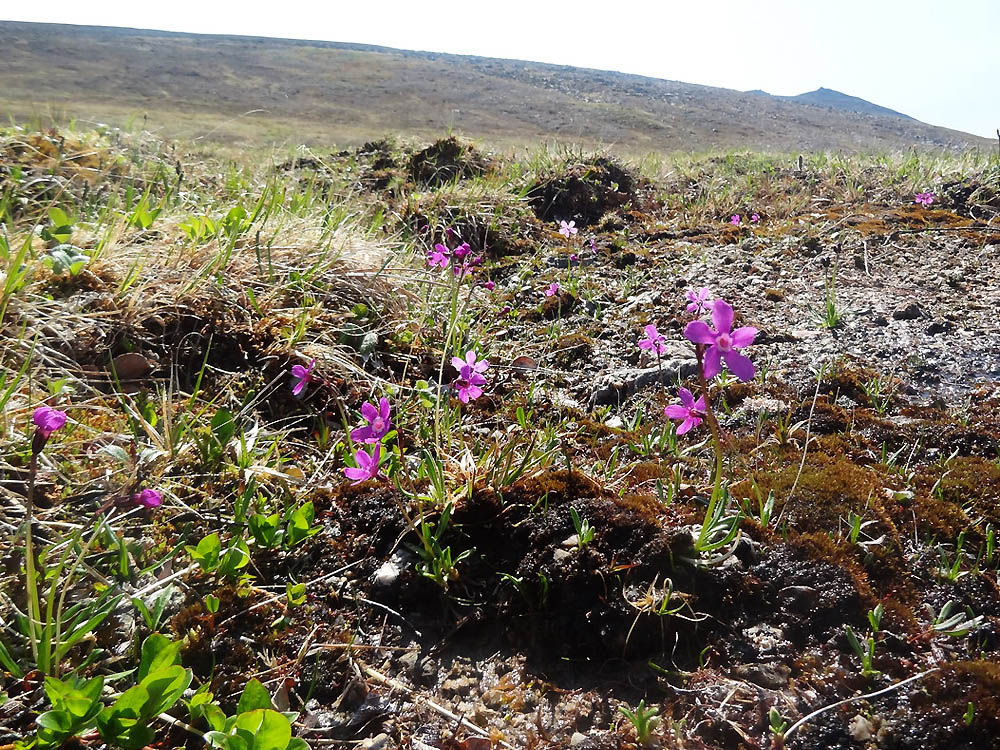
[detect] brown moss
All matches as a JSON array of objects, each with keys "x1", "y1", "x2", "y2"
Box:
[
  {"x1": 551, "y1": 332, "x2": 593, "y2": 368},
  {"x1": 756, "y1": 450, "x2": 883, "y2": 534},
  {"x1": 933, "y1": 456, "x2": 1000, "y2": 525}
]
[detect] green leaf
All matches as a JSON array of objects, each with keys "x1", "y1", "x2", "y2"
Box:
[
  {"x1": 36, "y1": 710, "x2": 72, "y2": 731},
  {"x1": 140, "y1": 665, "x2": 193, "y2": 716},
  {"x1": 234, "y1": 709, "x2": 291, "y2": 750},
  {"x1": 138, "y1": 634, "x2": 181, "y2": 682},
  {"x1": 212, "y1": 410, "x2": 236, "y2": 446},
  {"x1": 187, "y1": 533, "x2": 222, "y2": 572},
  {"x1": 237, "y1": 679, "x2": 274, "y2": 714}
]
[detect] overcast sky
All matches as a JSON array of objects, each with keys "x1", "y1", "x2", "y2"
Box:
[{"x1": 4, "y1": 0, "x2": 997, "y2": 138}]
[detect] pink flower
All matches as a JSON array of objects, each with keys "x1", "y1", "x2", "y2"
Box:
[
  {"x1": 588, "y1": 238, "x2": 596, "y2": 252},
  {"x1": 452, "y1": 242, "x2": 472, "y2": 260},
  {"x1": 33, "y1": 406, "x2": 67, "y2": 439},
  {"x1": 730, "y1": 215, "x2": 741, "y2": 225},
  {"x1": 569, "y1": 253, "x2": 579, "y2": 263},
  {"x1": 481, "y1": 280, "x2": 495, "y2": 291},
  {"x1": 452, "y1": 350, "x2": 489, "y2": 378},
  {"x1": 453, "y1": 251, "x2": 482, "y2": 279},
  {"x1": 344, "y1": 444, "x2": 385, "y2": 485},
  {"x1": 684, "y1": 299, "x2": 757, "y2": 381},
  {"x1": 132, "y1": 489, "x2": 163, "y2": 509},
  {"x1": 664, "y1": 388, "x2": 706, "y2": 435},
  {"x1": 750, "y1": 213, "x2": 760, "y2": 223},
  {"x1": 290, "y1": 359, "x2": 314, "y2": 396},
  {"x1": 454, "y1": 372, "x2": 486, "y2": 403},
  {"x1": 914, "y1": 191, "x2": 935, "y2": 206},
  {"x1": 427, "y1": 243, "x2": 450, "y2": 268},
  {"x1": 685, "y1": 287, "x2": 714, "y2": 315},
  {"x1": 638, "y1": 324, "x2": 668, "y2": 355},
  {"x1": 558, "y1": 220, "x2": 578, "y2": 238},
  {"x1": 351, "y1": 398, "x2": 391, "y2": 444},
  {"x1": 452, "y1": 350, "x2": 489, "y2": 403},
  {"x1": 544, "y1": 282, "x2": 560, "y2": 297}
]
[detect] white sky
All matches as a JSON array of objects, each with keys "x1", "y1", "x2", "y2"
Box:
[{"x1": 4, "y1": 1, "x2": 997, "y2": 138}]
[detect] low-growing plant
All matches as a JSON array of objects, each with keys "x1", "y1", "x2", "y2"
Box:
[{"x1": 619, "y1": 699, "x2": 660, "y2": 745}]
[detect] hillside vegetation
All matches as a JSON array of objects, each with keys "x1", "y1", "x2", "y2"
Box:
[{"x1": 0, "y1": 20, "x2": 992, "y2": 154}]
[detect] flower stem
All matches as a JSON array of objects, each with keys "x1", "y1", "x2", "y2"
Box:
[
  {"x1": 694, "y1": 347, "x2": 725, "y2": 549},
  {"x1": 24, "y1": 452, "x2": 41, "y2": 669}
]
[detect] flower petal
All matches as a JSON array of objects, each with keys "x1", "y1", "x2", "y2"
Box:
[
  {"x1": 730, "y1": 326, "x2": 757, "y2": 348},
  {"x1": 378, "y1": 397, "x2": 391, "y2": 420},
  {"x1": 344, "y1": 467, "x2": 368, "y2": 481},
  {"x1": 693, "y1": 395, "x2": 707, "y2": 412},
  {"x1": 677, "y1": 417, "x2": 695, "y2": 435},
  {"x1": 724, "y1": 350, "x2": 756, "y2": 382},
  {"x1": 292, "y1": 380, "x2": 306, "y2": 396},
  {"x1": 664, "y1": 405, "x2": 689, "y2": 419},
  {"x1": 703, "y1": 345, "x2": 722, "y2": 379},
  {"x1": 361, "y1": 402, "x2": 378, "y2": 422},
  {"x1": 712, "y1": 299, "x2": 734, "y2": 334},
  {"x1": 684, "y1": 320, "x2": 717, "y2": 345},
  {"x1": 678, "y1": 387, "x2": 695, "y2": 409},
  {"x1": 451, "y1": 356, "x2": 466, "y2": 371},
  {"x1": 290, "y1": 365, "x2": 307, "y2": 378}
]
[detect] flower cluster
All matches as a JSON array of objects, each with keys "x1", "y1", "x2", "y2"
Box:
[
  {"x1": 914, "y1": 191, "x2": 936, "y2": 206},
  {"x1": 654, "y1": 289, "x2": 757, "y2": 434},
  {"x1": 452, "y1": 350, "x2": 489, "y2": 403},
  {"x1": 427, "y1": 230, "x2": 483, "y2": 279}
]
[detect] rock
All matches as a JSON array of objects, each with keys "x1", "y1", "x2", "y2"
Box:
[
  {"x1": 872, "y1": 314, "x2": 889, "y2": 327},
  {"x1": 373, "y1": 560, "x2": 399, "y2": 586},
  {"x1": 440, "y1": 674, "x2": 478, "y2": 697},
  {"x1": 849, "y1": 714, "x2": 875, "y2": 742},
  {"x1": 764, "y1": 288, "x2": 785, "y2": 301},
  {"x1": 589, "y1": 361, "x2": 698, "y2": 408},
  {"x1": 553, "y1": 548, "x2": 572, "y2": 563},
  {"x1": 570, "y1": 732, "x2": 589, "y2": 746},
  {"x1": 925, "y1": 320, "x2": 952, "y2": 335},
  {"x1": 359, "y1": 734, "x2": 394, "y2": 750},
  {"x1": 892, "y1": 302, "x2": 926, "y2": 320}
]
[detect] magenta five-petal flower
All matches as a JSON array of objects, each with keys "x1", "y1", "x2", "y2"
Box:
[
  {"x1": 914, "y1": 191, "x2": 935, "y2": 206},
  {"x1": 344, "y1": 444, "x2": 385, "y2": 485},
  {"x1": 132, "y1": 489, "x2": 163, "y2": 509},
  {"x1": 730, "y1": 214, "x2": 741, "y2": 225},
  {"x1": 290, "y1": 359, "x2": 315, "y2": 396},
  {"x1": 664, "y1": 388, "x2": 707, "y2": 435},
  {"x1": 455, "y1": 371, "x2": 487, "y2": 403},
  {"x1": 452, "y1": 350, "x2": 489, "y2": 403},
  {"x1": 351, "y1": 397, "x2": 392, "y2": 444},
  {"x1": 33, "y1": 406, "x2": 67, "y2": 438},
  {"x1": 452, "y1": 350, "x2": 489, "y2": 378},
  {"x1": 684, "y1": 299, "x2": 757, "y2": 382},
  {"x1": 428, "y1": 243, "x2": 451, "y2": 268},
  {"x1": 558, "y1": 220, "x2": 578, "y2": 238},
  {"x1": 481, "y1": 280, "x2": 495, "y2": 291},
  {"x1": 638, "y1": 323, "x2": 668, "y2": 355},
  {"x1": 750, "y1": 213, "x2": 760, "y2": 223},
  {"x1": 544, "y1": 282, "x2": 560, "y2": 297},
  {"x1": 685, "y1": 287, "x2": 714, "y2": 315}
]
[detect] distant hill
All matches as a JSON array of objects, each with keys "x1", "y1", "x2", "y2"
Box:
[
  {"x1": 781, "y1": 87, "x2": 915, "y2": 121},
  {"x1": 0, "y1": 21, "x2": 989, "y2": 153}
]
